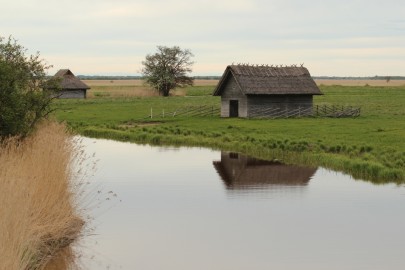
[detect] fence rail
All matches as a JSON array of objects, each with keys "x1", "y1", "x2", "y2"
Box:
[
  {"x1": 150, "y1": 105, "x2": 220, "y2": 119},
  {"x1": 137, "y1": 104, "x2": 360, "y2": 121},
  {"x1": 249, "y1": 106, "x2": 314, "y2": 119},
  {"x1": 314, "y1": 105, "x2": 361, "y2": 118},
  {"x1": 249, "y1": 105, "x2": 360, "y2": 119}
]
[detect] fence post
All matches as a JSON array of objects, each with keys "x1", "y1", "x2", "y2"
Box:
[{"x1": 150, "y1": 108, "x2": 153, "y2": 119}]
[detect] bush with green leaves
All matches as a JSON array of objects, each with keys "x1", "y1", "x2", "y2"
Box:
[{"x1": 0, "y1": 36, "x2": 60, "y2": 138}]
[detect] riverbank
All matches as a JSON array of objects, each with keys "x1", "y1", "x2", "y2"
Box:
[
  {"x1": 54, "y1": 84, "x2": 405, "y2": 183},
  {"x1": 0, "y1": 122, "x2": 84, "y2": 270}
]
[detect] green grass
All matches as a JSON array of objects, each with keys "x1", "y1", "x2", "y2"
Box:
[
  {"x1": 53, "y1": 85, "x2": 405, "y2": 184},
  {"x1": 182, "y1": 85, "x2": 215, "y2": 96}
]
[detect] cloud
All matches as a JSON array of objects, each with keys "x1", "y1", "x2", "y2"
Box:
[{"x1": 1, "y1": 0, "x2": 404, "y2": 76}]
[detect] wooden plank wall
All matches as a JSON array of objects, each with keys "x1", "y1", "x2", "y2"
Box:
[
  {"x1": 220, "y1": 76, "x2": 248, "y2": 117},
  {"x1": 247, "y1": 95, "x2": 313, "y2": 117},
  {"x1": 58, "y1": 90, "x2": 87, "y2": 99}
]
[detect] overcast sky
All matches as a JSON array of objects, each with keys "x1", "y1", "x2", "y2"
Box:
[{"x1": 1, "y1": 0, "x2": 404, "y2": 76}]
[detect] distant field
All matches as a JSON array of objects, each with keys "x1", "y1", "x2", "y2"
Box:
[
  {"x1": 315, "y1": 79, "x2": 405, "y2": 86},
  {"x1": 83, "y1": 79, "x2": 219, "y2": 87},
  {"x1": 83, "y1": 79, "x2": 405, "y2": 98},
  {"x1": 83, "y1": 79, "x2": 219, "y2": 98}
]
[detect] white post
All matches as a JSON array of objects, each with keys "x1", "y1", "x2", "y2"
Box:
[{"x1": 150, "y1": 108, "x2": 153, "y2": 119}]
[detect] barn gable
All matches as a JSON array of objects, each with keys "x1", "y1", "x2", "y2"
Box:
[
  {"x1": 213, "y1": 65, "x2": 322, "y2": 118},
  {"x1": 54, "y1": 69, "x2": 90, "y2": 99}
]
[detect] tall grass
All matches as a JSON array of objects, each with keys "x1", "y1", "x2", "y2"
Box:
[{"x1": 0, "y1": 121, "x2": 84, "y2": 270}]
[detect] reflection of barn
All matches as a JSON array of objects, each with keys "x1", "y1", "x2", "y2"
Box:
[
  {"x1": 213, "y1": 64, "x2": 322, "y2": 118},
  {"x1": 213, "y1": 151, "x2": 317, "y2": 190},
  {"x1": 54, "y1": 69, "x2": 90, "y2": 99}
]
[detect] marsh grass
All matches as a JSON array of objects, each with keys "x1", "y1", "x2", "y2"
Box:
[{"x1": 0, "y1": 121, "x2": 84, "y2": 270}]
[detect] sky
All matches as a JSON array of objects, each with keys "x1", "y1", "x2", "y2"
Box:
[{"x1": 1, "y1": 0, "x2": 404, "y2": 76}]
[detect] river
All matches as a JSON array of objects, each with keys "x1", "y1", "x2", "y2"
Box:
[{"x1": 75, "y1": 137, "x2": 405, "y2": 270}]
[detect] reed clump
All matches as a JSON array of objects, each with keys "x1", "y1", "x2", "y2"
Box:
[{"x1": 0, "y1": 121, "x2": 84, "y2": 270}]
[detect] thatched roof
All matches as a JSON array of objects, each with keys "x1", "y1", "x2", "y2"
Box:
[
  {"x1": 213, "y1": 64, "x2": 322, "y2": 96},
  {"x1": 213, "y1": 152, "x2": 317, "y2": 190},
  {"x1": 54, "y1": 69, "x2": 90, "y2": 90}
]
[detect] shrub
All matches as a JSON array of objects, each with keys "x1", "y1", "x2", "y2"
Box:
[{"x1": 0, "y1": 36, "x2": 60, "y2": 138}]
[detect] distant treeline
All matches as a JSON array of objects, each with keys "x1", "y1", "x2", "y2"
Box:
[
  {"x1": 314, "y1": 76, "x2": 405, "y2": 80},
  {"x1": 76, "y1": 75, "x2": 405, "y2": 80},
  {"x1": 77, "y1": 75, "x2": 222, "y2": 80}
]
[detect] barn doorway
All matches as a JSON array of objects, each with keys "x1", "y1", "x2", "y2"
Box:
[{"x1": 229, "y1": 100, "x2": 239, "y2": 117}]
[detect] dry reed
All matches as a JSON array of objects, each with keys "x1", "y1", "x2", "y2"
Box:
[{"x1": 0, "y1": 121, "x2": 84, "y2": 270}]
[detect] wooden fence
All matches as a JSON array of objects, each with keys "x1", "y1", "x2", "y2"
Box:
[
  {"x1": 249, "y1": 105, "x2": 360, "y2": 119},
  {"x1": 314, "y1": 105, "x2": 361, "y2": 118},
  {"x1": 249, "y1": 106, "x2": 313, "y2": 119},
  {"x1": 143, "y1": 104, "x2": 360, "y2": 120},
  {"x1": 149, "y1": 105, "x2": 220, "y2": 119}
]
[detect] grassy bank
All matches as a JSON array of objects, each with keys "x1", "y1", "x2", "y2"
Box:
[
  {"x1": 0, "y1": 121, "x2": 84, "y2": 270},
  {"x1": 54, "y1": 84, "x2": 405, "y2": 183}
]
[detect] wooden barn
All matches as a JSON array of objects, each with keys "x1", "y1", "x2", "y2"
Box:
[
  {"x1": 54, "y1": 69, "x2": 90, "y2": 99},
  {"x1": 213, "y1": 64, "x2": 322, "y2": 118}
]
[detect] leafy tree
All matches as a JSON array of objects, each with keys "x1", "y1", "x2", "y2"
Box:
[
  {"x1": 0, "y1": 36, "x2": 60, "y2": 138},
  {"x1": 141, "y1": 46, "x2": 194, "y2": 96}
]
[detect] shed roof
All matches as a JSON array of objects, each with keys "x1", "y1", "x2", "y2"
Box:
[
  {"x1": 213, "y1": 65, "x2": 322, "y2": 96},
  {"x1": 54, "y1": 69, "x2": 90, "y2": 90}
]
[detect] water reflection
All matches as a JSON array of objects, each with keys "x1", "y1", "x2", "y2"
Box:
[
  {"x1": 75, "y1": 138, "x2": 405, "y2": 270},
  {"x1": 213, "y1": 151, "x2": 317, "y2": 191}
]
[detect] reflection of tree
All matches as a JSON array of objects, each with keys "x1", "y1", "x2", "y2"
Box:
[{"x1": 213, "y1": 152, "x2": 317, "y2": 190}]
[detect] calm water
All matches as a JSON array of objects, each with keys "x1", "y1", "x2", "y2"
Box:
[{"x1": 76, "y1": 137, "x2": 405, "y2": 270}]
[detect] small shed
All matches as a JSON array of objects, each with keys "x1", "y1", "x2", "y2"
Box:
[
  {"x1": 54, "y1": 69, "x2": 90, "y2": 99},
  {"x1": 213, "y1": 65, "x2": 322, "y2": 118}
]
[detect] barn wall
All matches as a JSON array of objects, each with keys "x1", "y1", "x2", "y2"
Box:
[
  {"x1": 247, "y1": 95, "x2": 313, "y2": 117},
  {"x1": 58, "y1": 90, "x2": 87, "y2": 99},
  {"x1": 220, "y1": 75, "x2": 248, "y2": 117}
]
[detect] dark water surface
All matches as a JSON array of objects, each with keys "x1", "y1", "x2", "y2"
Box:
[{"x1": 77, "y1": 137, "x2": 405, "y2": 270}]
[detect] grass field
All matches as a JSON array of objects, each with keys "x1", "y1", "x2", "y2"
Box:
[{"x1": 54, "y1": 81, "x2": 405, "y2": 183}]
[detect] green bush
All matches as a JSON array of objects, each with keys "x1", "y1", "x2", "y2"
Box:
[{"x1": 0, "y1": 36, "x2": 60, "y2": 138}]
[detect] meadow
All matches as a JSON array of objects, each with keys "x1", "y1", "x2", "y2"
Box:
[{"x1": 54, "y1": 80, "x2": 405, "y2": 183}]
